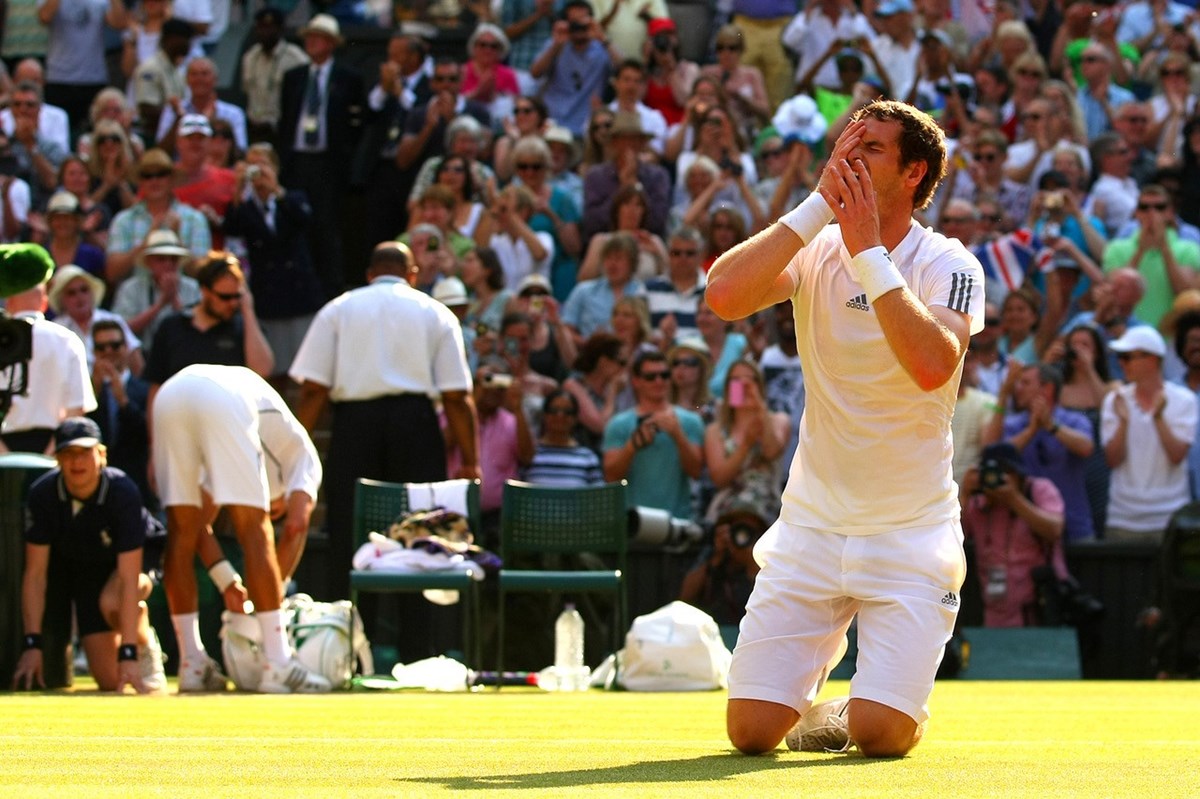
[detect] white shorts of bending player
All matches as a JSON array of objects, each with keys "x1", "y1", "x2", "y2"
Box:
[{"x1": 728, "y1": 518, "x2": 966, "y2": 725}]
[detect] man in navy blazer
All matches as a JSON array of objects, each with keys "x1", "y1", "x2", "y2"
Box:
[{"x1": 278, "y1": 13, "x2": 365, "y2": 299}]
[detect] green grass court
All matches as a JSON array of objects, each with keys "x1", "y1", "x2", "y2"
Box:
[{"x1": 3, "y1": 681, "x2": 1198, "y2": 798}]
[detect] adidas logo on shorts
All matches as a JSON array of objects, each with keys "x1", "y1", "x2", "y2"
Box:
[
  {"x1": 940, "y1": 592, "x2": 959, "y2": 609},
  {"x1": 845, "y1": 293, "x2": 870, "y2": 311}
]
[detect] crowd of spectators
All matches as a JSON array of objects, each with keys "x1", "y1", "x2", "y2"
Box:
[{"x1": 4, "y1": 0, "x2": 1200, "y2": 634}]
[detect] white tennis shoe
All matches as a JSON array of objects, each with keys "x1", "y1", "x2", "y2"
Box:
[
  {"x1": 138, "y1": 627, "x2": 168, "y2": 693},
  {"x1": 785, "y1": 697, "x2": 852, "y2": 753},
  {"x1": 179, "y1": 655, "x2": 229, "y2": 693},
  {"x1": 258, "y1": 657, "x2": 332, "y2": 694}
]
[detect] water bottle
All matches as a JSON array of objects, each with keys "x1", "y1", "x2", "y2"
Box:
[{"x1": 550, "y1": 603, "x2": 589, "y2": 691}]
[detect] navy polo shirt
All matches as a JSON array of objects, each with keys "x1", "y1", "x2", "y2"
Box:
[{"x1": 25, "y1": 467, "x2": 152, "y2": 568}]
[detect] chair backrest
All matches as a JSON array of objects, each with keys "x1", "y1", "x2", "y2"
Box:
[
  {"x1": 499, "y1": 480, "x2": 628, "y2": 559},
  {"x1": 352, "y1": 478, "x2": 482, "y2": 547}
]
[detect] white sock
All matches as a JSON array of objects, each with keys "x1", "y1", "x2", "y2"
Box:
[
  {"x1": 171, "y1": 613, "x2": 205, "y2": 663},
  {"x1": 257, "y1": 609, "x2": 291, "y2": 667}
]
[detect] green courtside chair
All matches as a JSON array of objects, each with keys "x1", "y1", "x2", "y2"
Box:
[
  {"x1": 348, "y1": 478, "x2": 483, "y2": 669},
  {"x1": 496, "y1": 480, "x2": 628, "y2": 686}
]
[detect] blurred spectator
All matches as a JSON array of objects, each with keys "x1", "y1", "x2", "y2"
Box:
[
  {"x1": 782, "y1": 0, "x2": 873, "y2": 95},
  {"x1": 54, "y1": 157, "x2": 111, "y2": 249},
  {"x1": 997, "y1": 287, "x2": 1041, "y2": 364},
  {"x1": 1102, "y1": 326, "x2": 1198, "y2": 542},
  {"x1": 702, "y1": 205, "x2": 750, "y2": 270},
  {"x1": 907, "y1": 31, "x2": 971, "y2": 134},
  {"x1": 995, "y1": 362, "x2": 1098, "y2": 542},
  {"x1": 76, "y1": 88, "x2": 146, "y2": 163},
  {"x1": 530, "y1": 1, "x2": 619, "y2": 136},
  {"x1": 431, "y1": 154, "x2": 486, "y2": 239},
  {"x1": 2, "y1": 0, "x2": 48, "y2": 70},
  {"x1": 563, "y1": 331, "x2": 627, "y2": 452},
  {"x1": 760, "y1": 300, "x2": 803, "y2": 467},
  {"x1": 510, "y1": 272, "x2": 576, "y2": 382},
  {"x1": 36, "y1": 0, "x2": 128, "y2": 134},
  {"x1": 645, "y1": 225, "x2": 704, "y2": 346},
  {"x1": 133, "y1": 18, "x2": 191, "y2": 143},
  {"x1": 1, "y1": 261, "x2": 96, "y2": 455},
  {"x1": 119, "y1": 0, "x2": 171, "y2": 105},
  {"x1": 730, "y1": 0, "x2": 794, "y2": 110},
  {"x1": 474, "y1": 183, "x2": 553, "y2": 290},
  {"x1": 607, "y1": 59, "x2": 668, "y2": 157},
  {"x1": 408, "y1": 185, "x2": 474, "y2": 257},
  {"x1": 497, "y1": 310, "x2": 560, "y2": 408},
  {"x1": 1083, "y1": 133, "x2": 1139, "y2": 238},
  {"x1": 961, "y1": 129, "x2": 1031, "y2": 227},
  {"x1": 1000, "y1": 51, "x2": 1047, "y2": 142},
  {"x1": 696, "y1": 298, "x2": 747, "y2": 400},
  {"x1": 6, "y1": 81, "x2": 67, "y2": 207},
  {"x1": 493, "y1": 96, "x2": 549, "y2": 184},
  {"x1": 509, "y1": 135, "x2": 581, "y2": 296},
  {"x1": 222, "y1": 143, "x2": 324, "y2": 379},
  {"x1": 966, "y1": 12, "x2": 1034, "y2": 76},
  {"x1": 32, "y1": 190, "x2": 105, "y2": 277},
  {"x1": 562, "y1": 230, "x2": 646, "y2": 344},
  {"x1": 155, "y1": 57, "x2": 248, "y2": 154},
  {"x1": 603, "y1": 349, "x2": 704, "y2": 518},
  {"x1": 674, "y1": 107, "x2": 762, "y2": 231},
  {"x1": 278, "y1": 13, "x2": 366, "y2": 299},
  {"x1": 580, "y1": 184, "x2": 666, "y2": 283},
  {"x1": 110, "y1": 228, "x2": 201, "y2": 351},
  {"x1": 82, "y1": 120, "x2": 138, "y2": 219},
  {"x1": 171, "y1": 115, "x2": 236, "y2": 249},
  {"x1": 704, "y1": 359, "x2": 787, "y2": 524},
  {"x1": 462, "y1": 245, "x2": 512, "y2": 337},
  {"x1": 523, "y1": 388, "x2": 604, "y2": 486},
  {"x1": 498, "y1": 0, "x2": 562, "y2": 87},
  {"x1": 1116, "y1": 0, "x2": 1193, "y2": 56},
  {"x1": 405, "y1": 116, "x2": 496, "y2": 219},
  {"x1": 581, "y1": 107, "x2": 615, "y2": 174},
  {"x1": 240, "y1": 7, "x2": 310, "y2": 145},
  {"x1": 1005, "y1": 97, "x2": 1090, "y2": 193},
  {"x1": 404, "y1": 222, "x2": 457, "y2": 293},
  {"x1": 594, "y1": 0, "x2": 667, "y2": 61},
  {"x1": 869, "y1": 0, "x2": 921, "y2": 101},
  {"x1": 970, "y1": 302, "x2": 1007, "y2": 396},
  {"x1": 583, "y1": 111, "x2": 670, "y2": 240},
  {"x1": 462, "y1": 23, "x2": 520, "y2": 123},
  {"x1": 642, "y1": 18, "x2": 699, "y2": 130},
  {"x1": 754, "y1": 134, "x2": 813, "y2": 223},
  {"x1": 952, "y1": 349, "x2": 996, "y2": 486},
  {"x1": 360, "y1": 32, "x2": 426, "y2": 244},
  {"x1": 701, "y1": 24, "x2": 769, "y2": 141},
  {"x1": 395, "y1": 60, "x2": 489, "y2": 182},
  {"x1": 86, "y1": 319, "x2": 154, "y2": 508},
  {"x1": 0, "y1": 59, "x2": 68, "y2": 152},
  {"x1": 1101, "y1": 184, "x2": 1200, "y2": 327},
  {"x1": 1110, "y1": 101, "x2": 1157, "y2": 186},
  {"x1": 106, "y1": 149, "x2": 210, "y2": 287},
  {"x1": 141, "y1": 253, "x2": 273, "y2": 385},
  {"x1": 609, "y1": 295, "x2": 652, "y2": 366},
  {"x1": 49, "y1": 264, "x2": 139, "y2": 366},
  {"x1": 1146, "y1": 52, "x2": 1197, "y2": 169},
  {"x1": 1170, "y1": 311, "x2": 1200, "y2": 499},
  {"x1": 667, "y1": 337, "x2": 713, "y2": 422},
  {"x1": 545, "y1": 123, "x2": 582, "y2": 197},
  {"x1": 678, "y1": 501, "x2": 765, "y2": 624},
  {"x1": 960, "y1": 442, "x2": 1065, "y2": 628},
  {"x1": 206, "y1": 118, "x2": 241, "y2": 169},
  {"x1": 1074, "y1": 43, "x2": 1135, "y2": 142}
]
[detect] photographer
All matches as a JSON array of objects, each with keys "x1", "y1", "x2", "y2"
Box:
[
  {"x1": 679, "y1": 502, "x2": 766, "y2": 625},
  {"x1": 961, "y1": 442, "x2": 1065, "y2": 628}
]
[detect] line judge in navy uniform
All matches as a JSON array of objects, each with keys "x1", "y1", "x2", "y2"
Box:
[
  {"x1": 277, "y1": 13, "x2": 365, "y2": 300},
  {"x1": 12, "y1": 417, "x2": 166, "y2": 694}
]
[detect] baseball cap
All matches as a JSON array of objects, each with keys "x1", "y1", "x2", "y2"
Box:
[
  {"x1": 46, "y1": 190, "x2": 82, "y2": 215},
  {"x1": 647, "y1": 18, "x2": 676, "y2": 37},
  {"x1": 1109, "y1": 326, "x2": 1166, "y2": 358},
  {"x1": 876, "y1": 0, "x2": 914, "y2": 14},
  {"x1": 54, "y1": 416, "x2": 102, "y2": 452},
  {"x1": 921, "y1": 28, "x2": 953, "y2": 48},
  {"x1": 178, "y1": 114, "x2": 212, "y2": 138},
  {"x1": 516, "y1": 273, "x2": 552, "y2": 296}
]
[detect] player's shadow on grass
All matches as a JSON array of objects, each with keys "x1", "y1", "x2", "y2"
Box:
[{"x1": 397, "y1": 751, "x2": 886, "y2": 790}]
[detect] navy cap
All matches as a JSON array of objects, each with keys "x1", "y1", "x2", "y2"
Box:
[{"x1": 54, "y1": 417, "x2": 102, "y2": 452}]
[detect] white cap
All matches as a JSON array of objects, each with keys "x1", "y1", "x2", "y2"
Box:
[
  {"x1": 1109, "y1": 325, "x2": 1166, "y2": 358},
  {"x1": 432, "y1": 276, "x2": 469, "y2": 307}
]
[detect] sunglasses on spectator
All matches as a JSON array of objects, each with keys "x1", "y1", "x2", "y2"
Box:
[
  {"x1": 544, "y1": 406, "x2": 577, "y2": 416},
  {"x1": 11, "y1": 99, "x2": 37, "y2": 108},
  {"x1": 140, "y1": 170, "x2": 172, "y2": 179},
  {"x1": 941, "y1": 216, "x2": 974, "y2": 224},
  {"x1": 669, "y1": 248, "x2": 698, "y2": 257},
  {"x1": 1016, "y1": 69, "x2": 1044, "y2": 79},
  {"x1": 1160, "y1": 69, "x2": 1187, "y2": 77},
  {"x1": 1116, "y1": 351, "x2": 1153, "y2": 361},
  {"x1": 514, "y1": 106, "x2": 537, "y2": 115},
  {"x1": 760, "y1": 148, "x2": 786, "y2": 159},
  {"x1": 638, "y1": 370, "x2": 671, "y2": 381},
  {"x1": 94, "y1": 340, "x2": 125, "y2": 352},
  {"x1": 516, "y1": 162, "x2": 546, "y2": 171},
  {"x1": 475, "y1": 40, "x2": 503, "y2": 49},
  {"x1": 1022, "y1": 112, "x2": 1043, "y2": 121},
  {"x1": 1138, "y1": 202, "x2": 1169, "y2": 212},
  {"x1": 1081, "y1": 54, "x2": 1105, "y2": 63},
  {"x1": 211, "y1": 290, "x2": 242, "y2": 301},
  {"x1": 441, "y1": 164, "x2": 466, "y2": 174},
  {"x1": 984, "y1": 316, "x2": 1001, "y2": 327},
  {"x1": 671, "y1": 357, "x2": 701, "y2": 368},
  {"x1": 213, "y1": 130, "x2": 234, "y2": 140},
  {"x1": 95, "y1": 134, "x2": 122, "y2": 145},
  {"x1": 974, "y1": 151, "x2": 999, "y2": 162},
  {"x1": 520, "y1": 289, "x2": 550, "y2": 298},
  {"x1": 715, "y1": 44, "x2": 741, "y2": 52}
]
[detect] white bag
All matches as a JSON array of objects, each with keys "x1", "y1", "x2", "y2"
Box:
[
  {"x1": 611, "y1": 601, "x2": 732, "y2": 691},
  {"x1": 219, "y1": 594, "x2": 374, "y2": 691}
]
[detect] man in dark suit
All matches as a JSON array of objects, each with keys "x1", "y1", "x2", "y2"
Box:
[
  {"x1": 393, "y1": 57, "x2": 491, "y2": 184},
  {"x1": 278, "y1": 13, "x2": 365, "y2": 298},
  {"x1": 360, "y1": 32, "x2": 433, "y2": 246},
  {"x1": 88, "y1": 320, "x2": 155, "y2": 511}
]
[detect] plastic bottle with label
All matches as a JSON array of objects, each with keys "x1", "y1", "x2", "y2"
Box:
[{"x1": 542, "y1": 603, "x2": 589, "y2": 691}]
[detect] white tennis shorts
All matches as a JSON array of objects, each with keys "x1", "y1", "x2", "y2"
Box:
[
  {"x1": 727, "y1": 517, "x2": 966, "y2": 724},
  {"x1": 152, "y1": 373, "x2": 270, "y2": 510}
]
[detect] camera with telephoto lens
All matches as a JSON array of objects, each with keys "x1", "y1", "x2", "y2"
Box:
[
  {"x1": 0, "y1": 311, "x2": 33, "y2": 369},
  {"x1": 627, "y1": 506, "x2": 705, "y2": 552},
  {"x1": 568, "y1": 20, "x2": 589, "y2": 33},
  {"x1": 979, "y1": 457, "x2": 1006, "y2": 491},
  {"x1": 245, "y1": 165, "x2": 261, "y2": 180},
  {"x1": 728, "y1": 521, "x2": 757, "y2": 549},
  {"x1": 719, "y1": 156, "x2": 743, "y2": 178},
  {"x1": 482, "y1": 372, "x2": 513, "y2": 390},
  {"x1": 653, "y1": 33, "x2": 673, "y2": 52}
]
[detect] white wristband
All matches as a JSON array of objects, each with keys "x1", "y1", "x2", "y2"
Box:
[
  {"x1": 850, "y1": 246, "x2": 906, "y2": 304},
  {"x1": 208, "y1": 560, "x2": 240, "y2": 593},
  {"x1": 778, "y1": 192, "x2": 833, "y2": 245}
]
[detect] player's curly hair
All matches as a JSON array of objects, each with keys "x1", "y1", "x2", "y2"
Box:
[{"x1": 850, "y1": 100, "x2": 947, "y2": 211}]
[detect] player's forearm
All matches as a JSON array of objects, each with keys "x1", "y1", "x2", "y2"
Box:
[
  {"x1": 706, "y1": 224, "x2": 801, "y2": 320},
  {"x1": 872, "y1": 293, "x2": 968, "y2": 391}
]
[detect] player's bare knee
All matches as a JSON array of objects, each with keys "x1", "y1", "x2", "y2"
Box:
[
  {"x1": 727, "y1": 722, "x2": 780, "y2": 755},
  {"x1": 848, "y1": 710, "x2": 918, "y2": 758}
]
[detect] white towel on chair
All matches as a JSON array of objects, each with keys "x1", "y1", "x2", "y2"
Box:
[{"x1": 406, "y1": 479, "x2": 470, "y2": 515}]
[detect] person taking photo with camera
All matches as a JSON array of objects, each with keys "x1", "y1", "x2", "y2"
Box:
[{"x1": 960, "y1": 442, "x2": 1065, "y2": 628}]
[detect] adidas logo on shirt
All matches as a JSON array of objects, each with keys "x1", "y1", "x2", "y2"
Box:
[
  {"x1": 845, "y1": 294, "x2": 870, "y2": 311},
  {"x1": 940, "y1": 592, "x2": 959, "y2": 609}
]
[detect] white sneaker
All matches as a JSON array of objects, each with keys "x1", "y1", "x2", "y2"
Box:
[
  {"x1": 179, "y1": 655, "x2": 230, "y2": 693},
  {"x1": 258, "y1": 657, "x2": 332, "y2": 694},
  {"x1": 138, "y1": 628, "x2": 167, "y2": 693},
  {"x1": 786, "y1": 697, "x2": 852, "y2": 753}
]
